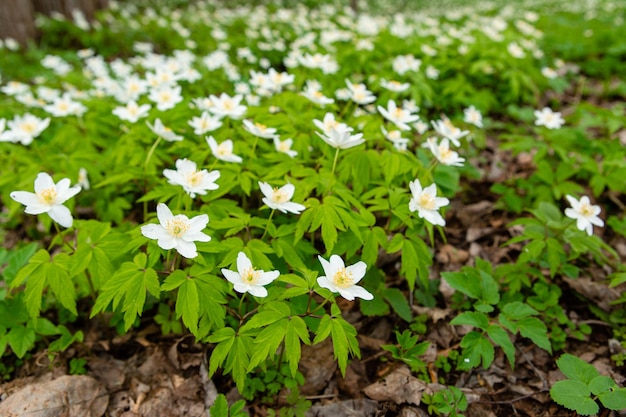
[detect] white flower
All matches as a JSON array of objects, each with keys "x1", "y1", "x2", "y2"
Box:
[
  {"x1": 258, "y1": 182, "x2": 305, "y2": 214},
  {"x1": 10, "y1": 172, "x2": 81, "y2": 228},
  {"x1": 221, "y1": 252, "x2": 279, "y2": 297},
  {"x1": 380, "y1": 79, "x2": 410, "y2": 93},
  {"x1": 140, "y1": 203, "x2": 210, "y2": 259},
  {"x1": 242, "y1": 119, "x2": 278, "y2": 139},
  {"x1": 431, "y1": 118, "x2": 468, "y2": 147},
  {"x1": 208, "y1": 93, "x2": 247, "y2": 119},
  {"x1": 112, "y1": 100, "x2": 151, "y2": 123},
  {"x1": 392, "y1": 54, "x2": 421, "y2": 75},
  {"x1": 273, "y1": 137, "x2": 297, "y2": 158},
  {"x1": 381, "y1": 126, "x2": 409, "y2": 151},
  {"x1": 316, "y1": 125, "x2": 365, "y2": 149},
  {"x1": 429, "y1": 138, "x2": 465, "y2": 167},
  {"x1": 463, "y1": 105, "x2": 483, "y2": 128},
  {"x1": 408, "y1": 179, "x2": 449, "y2": 226},
  {"x1": 413, "y1": 120, "x2": 429, "y2": 135},
  {"x1": 534, "y1": 107, "x2": 564, "y2": 129},
  {"x1": 43, "y1": 93, "x2": 86, "y2": 117},
  {"x1": 163, "y1": 159, "x2": 220, "y2": 198},
  {"x1": 188, "y1": 111, "x2": 223, "y2": 135},
  {"x1": 77, "y1": 167, "x2": 90, "y2": 190},
  {"x1": 148, "y1": 85, "x2": 183, "y2": 111},
  {"x1": 346, "y1": 79, "x2": 376, "y2": 105},
  {"x1": 425, "y1": 65, "x2": 440, "y2": 80},
  {"x1": 564, "y1": 195, "x2": 603, "y2": 236},
  {"x1": 317, "y1": 255, "x2": 373, "y2": 301},
  {"x1": 313, "y1": 113, "x2": 345, "y2": 136},
  {"x1": 0, "y1": 113, "x2": 50, "y2": 145},
  {"x1": 378, "y1": 100, "x2": 420, "y2": 131},
  {"x1": 206, "y1": 136, "x2": 242, "y2": 163},
  {"x1": 146, "y1": 118, "x2": 184, "y2": 142},
  {"x1": 300, "y1": 83, "x2": 335, "y2": 106}
]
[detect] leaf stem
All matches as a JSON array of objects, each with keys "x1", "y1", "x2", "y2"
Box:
[
  {"x1": 261, "y1": 209, "x2": 275, "y2": 240},
  {"x1": 144, "y1": 135, "x2": 163, "y2": 170}
]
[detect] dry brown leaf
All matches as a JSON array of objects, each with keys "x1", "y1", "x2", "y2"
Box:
[
  {"x1": 305, "y1": 398, "x2": 379, "y2": 417},
  {"x1": 563, "y1": 276, "x2": 620, "y2": 311},
  {"x1": 436, "y1": 244, "x2": 469, "y2": 264},
  {"x1": 363, "y1": 366, "x2": 428, "y2": 406},
  {"x1": 0, "y1": 375, "x2": 108, "y2": 417}
]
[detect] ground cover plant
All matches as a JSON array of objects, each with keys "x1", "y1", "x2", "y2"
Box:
[{"x1": 0, "y1": 0, "x2": 625, "y2": 416}]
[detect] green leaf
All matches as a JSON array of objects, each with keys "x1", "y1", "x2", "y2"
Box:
[
  {"x1": 7, "y1": 326, "x2": 36, "y2": 359},
  {"x1": 501, "y1": 301, "x2": 538, "y2": 320},
  {"x1": 598, "y1": 388, "x2": 626, "y2": 411},
  {"x1": 240, "y1": 301, "x2": 290, "y2": 331},
  {"x1": 91, "y1": 253, "x2": 160, "y2": 331},
  {"x1": 330, "y1": 317, "x2": 360, "y2": 376},
  {"x1": 177, "y1": 278, "x2": 200, "y2": 335},
  {"x1": 550, "y1": 380, "x2": 598, "y2": 415},
  {"x1": 556, "y1": 354, "x2": 598, "y2": 384},
  {"x1": 517, "y1": 317, "x2": 551, "y2": 354},
  {"x1": 248, "y1": 318, "x2": 288, "y2": 371},
  {"x1": 382, "y1": 288, "x2": 412, "y2": 322},
  {"x1": 487, "y1": 325, "x2": 515, "y2": 368},
  {"x1": 285, "y1": 317, "x2": 310, "y2": 377},
  {"x1": 451, "y1": 312, "x2": 489, "y2": 330},
  {"x1": 459, "y1": 331, "x2": 494, "y2": 370},
  {"x1": 545, "y1": 237, "x2": 564, "y2": 278},
  {"x1": 209, "y1": 394, "x2": 229, "y2": 416},
  {"x1": 589, "y1": 375, "x2": 617, "y2": 395},
  {"x1": 207, "y1": 328, "x2": 236, "y2": 377}
]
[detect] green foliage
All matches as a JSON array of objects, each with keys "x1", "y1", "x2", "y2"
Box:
[
  {"x1": 422, "y1": 386, "x2": 468, "y2": 417},
  {"x1": 550, "y1": 354, "x2": 626, "y2": 415},
  {"x1": 209, "y1": 394, "x2": 248, "y2": 417},
  {"x1": 382, "y1": 330, "x2": 430, "y2": 376}
]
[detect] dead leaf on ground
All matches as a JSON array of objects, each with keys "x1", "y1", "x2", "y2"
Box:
[
  {"x1": 363, "y1": 366, "x2": 428, "y2": 406},
  {"x1": 305, "y1": 398, "x2": 379, "y2": 417},
  {"x1": 0, "y1": 375, "x2": 108, "y2": 417},
  {"x1": 563, "y1": 276, "x2": 620, "y2": 311}
]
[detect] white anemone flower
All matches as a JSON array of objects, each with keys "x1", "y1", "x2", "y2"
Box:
[
  {"x1": 0, "y1": 113, "x2": 50, "y2": 145},
  {"x1": 242, "y1": 119, "x2": 278, "y2": 139},
  {"x1": 380, "y1": 79, "x2": 410, "y2": 93},
  {"x1": 316, "y1": 125, "x2": 365, "y2": 149},
  {"x1": 10, "y1": 172, "x2": 81, "y2": 228},
  {"x1": 146, "y1": 118, "x2": 184, "y2": 142},
  {"x1": 564, "y1": 195, "x2": 604, "y2": 236},
  {"x1": 258, "y1": 182, "x2": 306, "y2": 214},
  {"x1": 221, "y1": 251, "x2": 279, "y2": 297},
  {"x1": 377, "y1": 100, "x2": 420, "y2": 131},
  {"x1": 408, "y1": 179, "x2": 449, "y2": 226},
  {"x1": 163, "y1": 159, "x2": 220, "y2": 198},
  {"x1": 317, "y1": 255, "x2": 373, "y2": 301},
  {"x1": 148, "y1": 85, "x2": 183, "y2": 111},
  {"x1": 140, "y1": 203, "x2": 210, "y2": 259},
  {"x1": 429, "y1": 138, "x2": 465, "y2": 167},
  {"x1": 534, "y1": 107, "x2": 564, "y2": 130},
  {"x1": 463, "y1": 105, "x2": 483, "y2": 128},
  {"x1": 206, "y1": 136, "x2": 242, "y2": 163},
  {"x1": 273, "y1": 137, "x2": 297, "y2": 158},
  {"x1": 112, "y1": 100, "x2": 151, "y2": 123},
  {"x1": 431, "y1": 118, "x2": 469, "y2": 147},
  {"x1": 188, "y1": 111, "x2": 223, "y2": 135},
  {"x1": 208, "y1": 93, "x2": 247, "y2": 119}
]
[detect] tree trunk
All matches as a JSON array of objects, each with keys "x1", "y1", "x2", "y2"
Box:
[
  {"x1": 0, "y1": 0, "x2": 36, "y2": 45},
  {"x1": 0, "y1": 0, "x2": 109, "y2": 45}
]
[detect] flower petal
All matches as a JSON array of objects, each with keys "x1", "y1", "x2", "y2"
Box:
[
  {"x1": 156, "y1": 203, "x2": 173, "y2": 225},
  {"x1": 346, "y1": 261, "x2": 367, "y2": 283},
  {"x1": 222, "y1": 269, "x2": 242, "y2": 285},
  {"x1": 47, "y1": 204, "x2": 73, "y2": 228},
  {"x1": 34, "y1": 173, "x2": 55, "y2": 193},
  {"x1": 236, "y1": 252, "x2": 252, "y2": 274},
  {"x1": 176, "y1": 240, "x2": 198, "y2": 259}
]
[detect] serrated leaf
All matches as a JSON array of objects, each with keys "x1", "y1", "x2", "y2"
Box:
[
  {"x1": 589, "y1": 375, "x2": 617, "y2": 395},
  {"x1": 208, "y1": 328, "x2": 236, "y2": 377},
  {"x1": 556, "y1": 354, "x2": 598, "y2": 384},
  {"x1": 598, "y1": 388, "x2": 626, "y2": 410},
  {"x1": 7, "y1": 326, "x2": 36, "y2": 359},
  {"x1": 285, "y1": 317, "x2": 308, "y2": 377},
  {"x1": 240, "y1": 301, "x2": 290, "y2": 331},
  {"x1": 330, "y1": 317, "x2": 360, "y2": 376},
  {"x1": 176, "y1": 278, "x2": 200, "y2": 334},
  {"x1": 501, "y1": 301, "x2": 538, "y2": 320},
  {"x1": 487, "y1": 325, "x2": 515, "y2": 368},
  {"x1": 451, "y1": 312, "x2": 490, "y2": 330},
  {"x1": 517, "y1": 317, "x2": 552, "y2": 354},
  {"x1": 248, "y1": 318, "x2": 288, "y2": 371},
  {"x1": 161, "y1": 270, "x2": 187, "y2": 291},
  {"x1": 546, "y1": 237, "x2": 564, "y2": 277},
  {"x1": 382, "y1": 288, "x2": 412, "y2": 322},
  {"x1": 209, "y1": 394, "x2": 229, "y2": 416},
  {"x1": 459, "y1": 331, "x2": 494, "y2": 370},
  {"x1": 550, "y1": 380, "x2": 598, "y2": 415}
]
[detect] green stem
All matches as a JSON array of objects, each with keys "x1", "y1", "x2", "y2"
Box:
[
  {"x1": 308, "y1": 295, "x2": 332, "y2": 315},
  {"x1": 251, "y1": 136, "x2": 259, "y2": 154},
  {"x1": 330, "y1": 147, "x2": 340, "y2": 178},
  {"x1": 51, "y1": 222, "x2": 74, "y2": 252},
  {"x1": 238, "y1": 293, "x2": 247, "y2": 318},
  {"x1": 261, "y1": 209, "x2": 276, "y2": 240},
  {"x1": 144, "y1": 135, "x2": 163, "y2": 170}
]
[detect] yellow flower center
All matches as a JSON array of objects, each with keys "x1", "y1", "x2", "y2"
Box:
[
  {"x1": 419, "y1": 193, "x2": 436, "y2": 210},
  {"x1": 58, "y1": 102, "x2": 69, "y2": 111},
  {"x1": 332, "y1": 267, "x2": 354, "y2": 289},
  {"x1": 272, "y1": 187, "x2": 289, "y2": 203},
  {"x1": 216, "y1": 143, "x2": 231, "y2": 157},
  {"x1": 313, "y1": 91, "x2": 323, "y2": 98},
  {"x1": 255, "y1": 122, "x2": 267, "y2": 131},
  {"x1": 223, "y1": 100, "x2": 234, "y2": 110},
  {"x1": 393, "y1": 107, "x2": 404, "y2": 119},
  {"x1": 21, "y1": 122, "x2": 36, "y2": 134},
  {"x1": 580, "y1": 203, "x2": 594, "y2": 217},
  {"x1": 185, "y1": 170, "x2": 203, "y2": 186},
  {"x1": 242, "y1": 268, "x2": 261, "y2": 284},
  {"x1": 166, "y1": 217, "x2": 190, "y2": 238},
  {"x1": 38, "y1": 187, "x2": 57, "y2": 205},
  {"x1": 278, "y1": 141, "x2": 290, "y2": 152}
]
